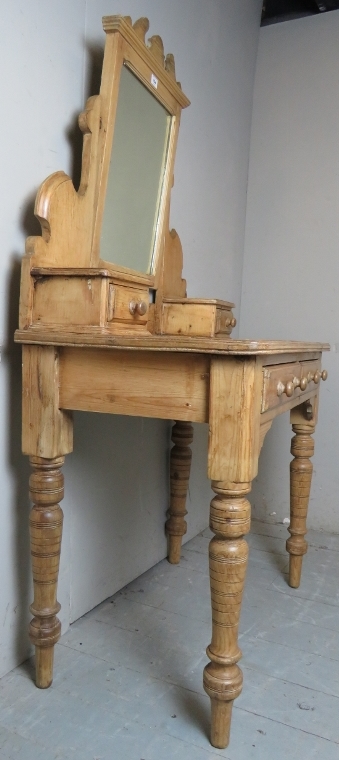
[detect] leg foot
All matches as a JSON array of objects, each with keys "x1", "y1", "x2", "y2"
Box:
[
  {"x1": 289, "y1": 555, "x2": 303, "y2": 589},
  {"x1": 35, "y1": 646, "x2": 55, "y2": 689},
  {"x1": 166, "y1": 421, "x2": 193, "y2": 564},
  {"x1": 210, "y1": 698, "x2": 233, "y2": 749},
  {"x1": 203, "y1": 481, "x2": 251, "y2": 748},
  {"x1": 167, "y1": 534, "x2": 183, "y2": 565},
  {"x1": 287, "y1": 423, "x2": 315, "y2": 588},
  {"x1": 29, "y1": 456, "x2": 65, "y2": 688}
]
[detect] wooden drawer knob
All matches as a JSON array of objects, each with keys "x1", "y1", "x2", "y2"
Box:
[
  {"x1": 129, "y1": 300, "x2": 148, "y2": 316},
  {"x1": 285, "y1": 381, "x2": 294, "y2": 397},
  {"x1": 277, "y1": 375, "x2": 308, "y2": 397},
  {"x1": 277, "y1": 369, "x2": 327, "y2": 399}
]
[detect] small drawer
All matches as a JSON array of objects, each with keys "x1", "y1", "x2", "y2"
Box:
[
  {"x1": 261, "y1": 359, "x2": 321, "y2": 413},
  {"x1": 161, "y1": 298, "x2": 236, "y2": 337},
  {"x1": 107, "y1": 284, "x2": 149, "y2": 325},
  {"x1": 215, "y1": 306, "x2": 236, "y2": 335},
  {"x1": 32, "y1": 276, "x2": 103, "y2": 326}
]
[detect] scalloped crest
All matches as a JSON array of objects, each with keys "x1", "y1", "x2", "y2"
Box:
[{"x1": 103, "y1": 15, "x2": 181, "y2": 87}]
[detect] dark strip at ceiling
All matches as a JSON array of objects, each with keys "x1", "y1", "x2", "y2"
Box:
[{"x1": 262, "y1": 0, "x2": 339, "y2": 23}]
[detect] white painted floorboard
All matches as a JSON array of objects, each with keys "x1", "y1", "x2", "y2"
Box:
[{"x1": 0, "y1": 519, "x2": 338, "y2": 759}]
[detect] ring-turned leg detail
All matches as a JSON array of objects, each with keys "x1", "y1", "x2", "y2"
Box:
[
  {"x1": 29, "y1": 456, "x2": 65, "y2": 688},
  {"x1": 166, "y1": 421, "x2": 193, "y2": 564},
  {"x1": 287, "y1": 422, "x2": 315, "y2": 588},
  {"x1": 203, "y1": 481, "x2": 251, "y2": 749}
]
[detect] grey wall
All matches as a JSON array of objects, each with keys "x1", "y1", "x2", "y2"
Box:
[
  {"x1": 240, "y1": 12, "x2": 339, "y2": 532},
  {"x1": 0, "y1": 0, "x2": 262, "y2": 675}
]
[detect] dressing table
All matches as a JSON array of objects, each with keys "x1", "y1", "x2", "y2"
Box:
[{"x1": 15, "y1": 15, "x2": 329, "y2": 749}]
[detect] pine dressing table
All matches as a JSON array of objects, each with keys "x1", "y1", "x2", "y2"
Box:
[{"x1": 14, "y1": 16, "x2": 329, "y2": 749}]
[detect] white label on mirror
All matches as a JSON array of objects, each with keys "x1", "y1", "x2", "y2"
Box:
[{"x1": 151, "y1": 73, "x2": 158, "y2": 89}]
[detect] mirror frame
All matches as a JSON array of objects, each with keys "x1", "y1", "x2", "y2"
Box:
[{"x1": 91, "y1": 15, "x2": 190, "y2": 288}]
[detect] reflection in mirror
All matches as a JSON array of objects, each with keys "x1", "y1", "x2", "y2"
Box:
[{"x1": 100, "y1": 65, "x2": 171, "y2": 273}]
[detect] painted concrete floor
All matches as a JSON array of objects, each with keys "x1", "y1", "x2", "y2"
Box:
[{"x1": 0, "y1": 519, "x2": 338, "y2": 759}]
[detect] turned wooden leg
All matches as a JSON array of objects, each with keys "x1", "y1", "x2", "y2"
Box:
[
  {"x1": 29, "y1": 456, "x2": 65, "y2": 688},
  {"x1": 203, "y1": 481, "x2": 251, "y2": 749},
  {"x1": 166, "y1": 421, "x2": 193, "y2": 564},
  {"x1": 287, "y1": 421, "x2": 315, "y2": 588}
]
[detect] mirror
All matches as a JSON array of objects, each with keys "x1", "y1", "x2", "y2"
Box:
[{"x1": 100, "y1": 65, "x2": 172, "y2": 274}]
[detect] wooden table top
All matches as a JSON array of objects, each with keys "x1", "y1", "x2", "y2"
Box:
[{"x1": 14, "y1": 328, "x2": 329, "y2": 356}]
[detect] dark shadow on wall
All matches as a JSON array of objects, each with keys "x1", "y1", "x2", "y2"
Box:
[
  {"x1": 86, "y1": 44, "x2": 104, "y2": 99},
  {"x1": 6, "y1": 253, "x2": 31, "y2": 666},
  {"x1": 66, "y1": 44, "x2": 104, "y2": 192},
  {"x1": 6, "y1": 190, "x2": 42, "y2": 667},
  {"x1": 3, "y1": 42, "x2": 107, "y2": 668},
  {"x1": 6, "y1": 42, "x2": 106, "y2": 671}
]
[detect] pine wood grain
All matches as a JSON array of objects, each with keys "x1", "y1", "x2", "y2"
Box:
[
  {"x1": 161, "y1": 300, "x2": 236, "y2": 338},
  {"x1": 208, "y1": 357, "x2": 262, "y2": 483},
  {"x1": 22, "y1": 345, "x2": 73, "y2": 458},
  {"x1": 203, "y1": 480, "x2": 251, "y2": 748},
  {"x1": 15, "y1": 329, "x2": 329, "y2": 355},
  {"x1": 287, "y1": 400, "x2": 318, "y2": 589},
  {"x1": 29, "y1": 456, "x2": 65, "y2": 688},
  {"x1": 59, "y1": 347, "x2": 209, "y2": 422},
  {"x1": 32, "y1": 277, "x2": 104, "y2": 327}
]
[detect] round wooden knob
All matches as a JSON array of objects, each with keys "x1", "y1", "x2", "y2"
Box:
[
  {"x1": 285, "y1": 381, "x2": 294, "y2": 397},
  {"x1": 231, "y1": 318, "x2": 236, "y2": 328},
  {"x1": 299, "y1": 377, "x2": 308, "y2": 391},
  {"x1": 129, "y1": 300, "x2": 147, "y2": 316},
  {"x1": 313, "y1": 370, "x2": 320, "y2": 384},
  {"x1": 321, "y1": 369, "x2": 328, "y2": 381}
]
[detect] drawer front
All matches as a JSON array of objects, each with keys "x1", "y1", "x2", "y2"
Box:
[
  {"x1": 261, "y1": 359, "x2": 321, "y2": 412},
  {"x1": 161, "y1": 303, "x2": 216, "y2": 336},
  {"x1": 107, "y1": 284, "x2": 149, "y2": 324},
  {"x1": 215, "y1": 307, "x2": 236, "y2": 335},
  {"x1": 32, "y1": 277, "x2": 102, "y2": 326},
  {"x1": 161, "y1": 302, "x2": 236, "y2": 337}
]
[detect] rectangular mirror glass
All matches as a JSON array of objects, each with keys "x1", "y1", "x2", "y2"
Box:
[{"x1": 100, "y1": 65, "x2": 171, "y2": 274}]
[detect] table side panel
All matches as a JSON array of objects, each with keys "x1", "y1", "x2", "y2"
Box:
[{"x1": 59, "y1": 347, "x2": 210, "y2": 422}]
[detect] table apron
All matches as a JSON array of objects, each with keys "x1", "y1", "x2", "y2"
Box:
[{"x1": 59, "y1": 347, "x2": 210, "y2": 422}]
